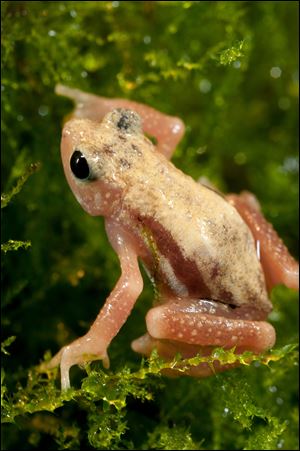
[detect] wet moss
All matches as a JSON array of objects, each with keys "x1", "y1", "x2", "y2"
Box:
[{"x1": 1, "y1": 1, "x2": 298, "y2": 449}]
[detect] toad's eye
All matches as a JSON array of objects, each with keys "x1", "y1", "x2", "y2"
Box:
[{"x1": 70, "y1": 150, "x2": 90, "y2": 180}]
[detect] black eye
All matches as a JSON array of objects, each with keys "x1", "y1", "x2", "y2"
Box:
[{"x1": 70, "y1": 150, "x2": 90, "y2": 180}]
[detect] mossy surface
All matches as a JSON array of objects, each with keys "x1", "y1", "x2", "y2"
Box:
[{"x1": 1, "y1": 1, "x2": 298, "y2": 450}]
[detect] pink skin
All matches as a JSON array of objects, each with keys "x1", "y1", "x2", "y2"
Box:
[
  {"x1": 48, "y1": 220, "x2": 143, "y2": 390},
  {"x1": 44, "y1": 88, "x2": 298, "y2": 389},
  {"x1": 56, "y1": 84, "x2": 185, "y2": 160},
  {"x1": 227, "y1": 192, "x2": 299, "y2": 291},
  {"x1": 45, "y1": 118, "x2": 144, "y2": 390}
]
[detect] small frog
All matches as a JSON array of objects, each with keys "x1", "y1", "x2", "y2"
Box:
[{"x1": 45, "y1": 86, "x2": 299, "y2": 389}]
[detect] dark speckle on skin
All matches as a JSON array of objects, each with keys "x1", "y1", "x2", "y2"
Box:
[
  {"x1": 119, "y1": 158, "x2": 131, "y2": 169},
  {"x1": 103, "y1": 144, "x2": 115, "y2": 155},
  {"x1": 211, "y1": 263, "x2": 221, "y2": 279},
  {"x1": 117, "y1": 112, "x2": 131, "y2": 130}
]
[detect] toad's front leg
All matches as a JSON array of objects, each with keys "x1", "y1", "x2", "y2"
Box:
[
  {"x1": 132, "y1": 299, "x2": 276, "y2": 376},
  {"x1": 42, "y1": 220, "x2": 143, "y2": 390}
]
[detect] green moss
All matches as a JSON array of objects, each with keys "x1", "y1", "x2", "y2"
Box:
[
  {"x1": 1, "y1": 336, "x2": 16, "y2": 355},
  {"x1": 1, "y1": 1, "x2": 298, "y2": 449},
  {"x1": 1, "y1": 240, "x2": 31, "y2": 253},
  {"x1": 1, "y1": 162, "x2": 40, "y2": 209},
  {"x1": 146, "y1": 424, "x2": 202, "y2": 450},
  {"x1": 219, "y1": 40, "x2": 246, "y2": 66},
  {"x1": 1, "y1": 344, "x2": 297, "y2": 448}
]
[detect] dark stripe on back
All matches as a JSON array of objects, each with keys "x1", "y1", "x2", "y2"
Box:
[{"x1": 140, "y1": 216, "x2": 212, "y2": 298}]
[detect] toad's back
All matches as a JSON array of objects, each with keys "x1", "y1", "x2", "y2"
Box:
[{"x1": 121, "y1": 151, "x2": 271, "y2": 313}]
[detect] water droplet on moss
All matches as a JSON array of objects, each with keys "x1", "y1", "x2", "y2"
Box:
[
  {"x1": 48, "y1": 30, "x2": 56, "y2": 37},
  {"x1": 268, "y1": 385, "x2": 277, "y2": 393},
  {"x1": 270, "y1": 66, "x2": 282, "y2": 78},
  {"x1": 282, "y1": 156, "x2": 298, "y2": 173},
  {"x1": 143, "y1": 35, "x2": 151, "y2": 44},
  {"x1": 38, "y1": 105, "x2": 49, "y2": 117},
  {"x1": 70, "y1": 9, "x2": 77, "y2": 18},
  {"x1": 277, "y1": 439, "x2": 284, "y2": 449},
  {"x1": 196, "y1": 146, "x2": 207, "y2": 155},
  {"x1": 222, "y1": 407, "x2": 229, "y2": 416},
  {"x1": 199, "y1": 79, "x2": 212, "y2": 93}
]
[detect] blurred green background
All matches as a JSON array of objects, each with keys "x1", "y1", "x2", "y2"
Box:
[{"x1": 1, "y1": 1, "x2": 299, "y2": 450}]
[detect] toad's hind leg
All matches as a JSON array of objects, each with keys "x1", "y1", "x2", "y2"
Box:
[
  {"x1": 131, "y1": 301, "x2": 275, "y2": 377},
  {"x1": 145, "y1": 302, "x2": 275, "y2": 352},
  {"x1": 226, "y1": 191, "x2": 299, "y2": 291}
]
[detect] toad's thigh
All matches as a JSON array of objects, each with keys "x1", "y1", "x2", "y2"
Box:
[{"x1": 144, "y1": 302, "x2": 275, "y2": 353}]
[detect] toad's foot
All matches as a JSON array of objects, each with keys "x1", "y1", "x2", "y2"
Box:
[
  {"x1": 131, "y1": 333, "x2": 242, "y2": 377},
  {"x1": 39, "y1": 334, "x2": 109, "y2": 390}
]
